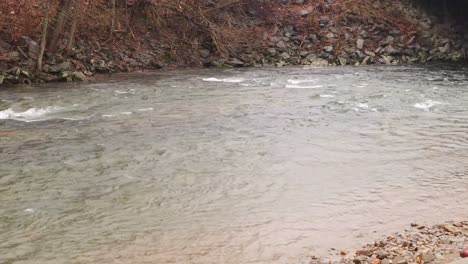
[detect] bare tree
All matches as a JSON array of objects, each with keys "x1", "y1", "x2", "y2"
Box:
[
  {"x1": 65, "y1": 3, "x2": 78, "y2": 54},
  {"x1": 48, "y1": 0, "x2": 72, "y2": 53},
  {"x1": 110, "y1": 0, "x2": 116, "y2": 38},
  {"x1": 37, "y1": 0, "x2": 51, "y2": 72}
]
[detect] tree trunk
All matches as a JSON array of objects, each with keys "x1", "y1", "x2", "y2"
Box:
[
  {"x1": 110, "y1": 0, "x2": 116, "y2": 38},
  {"x1": 48, "y1": 0, "x2": 72, "y2": 53},
  {"x1": 37, "y1": 0, "x2": 51, "y2": 72},
  {"x1": 65, "y1": 7, "x2": 78, "y2": 54}
]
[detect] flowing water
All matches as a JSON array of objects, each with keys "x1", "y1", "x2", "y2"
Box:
[{"x1": 1, "y1": 65, "x2": 467, "y2": 264}]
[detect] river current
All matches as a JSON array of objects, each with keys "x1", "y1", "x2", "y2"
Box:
[{"x1": 1, "y1": 65, "x2": 467, "y2": 264}]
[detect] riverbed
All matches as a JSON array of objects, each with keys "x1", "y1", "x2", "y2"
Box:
[{"x1": 1, "y1": 65, "x2": 467, "y2": 264}]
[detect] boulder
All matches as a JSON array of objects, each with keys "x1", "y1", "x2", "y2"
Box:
[
  {"x1": 49, "y1": 61, "x2": 71, "y2": 73},
  {"x1": 357, "y1": 38, "x2": 365, "y2": 50},
  {"x1": 280, "y1": 52, "x2": 291, "y2": 60},
  {"x1": 72, "y1": 71, "x2": 87, "y2": 82},
  {"x1": 228, "y1": 58, "x2": 244, "y2": 66},
  {"x1": 28, "y1": 40, "x2": 39, "y2": 59},
  {"x1": 199, "y1": 49, "x2": 210, "y2": 58},
  {"x1": 298, "y1": 6, "x2": 313, "y2": 16},
  {"x1": 276, "y1": 41, "x2": 287, "y2": 49}
]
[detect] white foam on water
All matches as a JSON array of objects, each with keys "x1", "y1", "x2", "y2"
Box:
[
  {"x1": 120, "y1": 112, "x2": 133, "y2": 115},
  {"x1": 357, "y1": 103, "x2": 369, "y2": 109},
  {"x1": 414, "y1": 100, "x2": 442, "y2": 111},
  {"x1": 115, "y1": 89, "x2": 135, "y2": 94},
  {"x1": 137, "y1": 108, "x2": 154, "y2": 112},
  {"x1": 287, "y1": 79, "x2": 318, "y2": 84},
  {"x1": 202, "y1": 77, "x2": 245, "y2": 83},
  {"x1": 24, "y1": 208, "x2": 34, "y2": 213},
  {"x1": 102, "y1": 115, "x2": 116, "y2": 118},
  {"x1": 286, "y1": 84, "x2": 324, "y2": 89},
  {"x1": 0, "y1": 107, "x2": 62, "y2": 122},
  {"x1": 320, "y1": 94, "x2": 335, "y2": 98}
]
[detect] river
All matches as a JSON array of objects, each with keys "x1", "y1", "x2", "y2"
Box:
[{"x1": 1, "y1": 65, "x2": 467, "y2": 264}]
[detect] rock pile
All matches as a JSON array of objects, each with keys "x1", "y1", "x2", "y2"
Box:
[{"x1": 310, "y1": 221, "x2": 468, "y2": 264}]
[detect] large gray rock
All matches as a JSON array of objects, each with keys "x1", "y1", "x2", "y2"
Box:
[
  {"x1": 298, "y1": 6, "x2": 313, "y2": 16},
  {"x1": 280, "y1": 52, "x2": 290, "y2": 60},
  {"x1": 199, "y1": 49, "x2": 210, "y2": 58},
  {"x1": 49, "y1": 61, "x2": 71, "y2": 73},
  {"x1": 28, "y1": 40, "x2": 39, "y2": 59},
  {"x1": 267, "y1": 48, "x2": 277, "y2": 55},
  {"x1": 276, "y1": 41, "x2": 287, "y2": 49},
  {"x1": 357, "y1": 38, "x2": 365, "y2": 50},
  {"x1": 72, "y1": 71, "x2": 87, "y2": 82}
]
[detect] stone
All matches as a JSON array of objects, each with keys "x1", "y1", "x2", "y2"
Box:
[
  {"x1": 353, "y1": 256, "x2": 369, "y2": 264},
  {"x1": 376, "y1": 250, "x2": 390, "y2": 260},
  {"x1": 393, "y1": 256, "x2": 408, "y2": 264},
  {"x1": 420, "y1": 253, "x2": 435, "y2": 263},
  {"x1": 338, "y1": 56, "x2": 348, "y2": 65},
  {"x1": 326, "y1": 32, "x2": 335, "y2": 39},
  {"x1": 357, "y1": 38, "x2": 365, "y2": 50},
  {"x1": 372, "y1": 259, "x2": 381, "y2": 264},
  {"x1": 280, "y1": 52, "x2": 290, "y2": 60},
  {"x1": 357, "y1": 250, "x2": 373, "y2": 257},
  {"x1": 381, "y1": 259, "x2": 390, "y2": 264},
  {"x1": 229, "y1": 58, "x2": 244, "y2": 66},
  {"x1": 310, "y1": 58, "x2": 329, "y2": 67},
  {"x1": 385, "y1": 45, "x2": 399, "y2": 55},
  {"x1": 72, "y1": 71, "x2": 86, "y2": 82},
  {"x1": 298, "y1": 6, "x2": 313, "y2": 16},
  {"x1": 20, "y1": 69, "x2": 30, "y2": 78},
  {"x1": 276, "y1": 41, "x2": 287, "y2": 49},
  {"x1": 0, "y1": 74, "x2": 4, "y2": 85},
  {"x1": 267, "y1": 48, "x2": 277, "y2": 55},
  {"x1": 442, "y1": 224, "x2": 459, "y2": 234},
  {"x1": 323, "y1": 46, "x2": 333, "y2": 53},
  {"x1": 199, "y1": 49, "x2": 210, "y2": 58},
  {"x1": 384, "y1": 36, "x2": 395, "y2": 45},
  {"x1": 365, "y1": 50, "x2": 376, "y2": 57},
  {"x1": 49, "y1": 61, "x2": 71, "y2": 73},
  {"x1": 362, "y1": 56, "x2": 371, "y2": 65},
  {"x1": 28, "y1": 39, "x2": 39, "y2": 59},
  {"x1": 299, "y1": 51, "x2": 309, "y2": 57}
]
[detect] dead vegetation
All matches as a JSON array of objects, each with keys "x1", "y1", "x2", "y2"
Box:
[{"x1": 0, "y1": 0, "x2": 419, "y2": 61}]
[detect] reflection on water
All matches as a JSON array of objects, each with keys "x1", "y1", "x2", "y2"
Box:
[{"x1": 0, "y1": 65, "x2": 467, "y2": 264}]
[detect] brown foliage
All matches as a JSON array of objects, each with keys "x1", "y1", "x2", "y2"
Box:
[{"x1": 0, "y1": 0, "x2": 417, "y2": 62}]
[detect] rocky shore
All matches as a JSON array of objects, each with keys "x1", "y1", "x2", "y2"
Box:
[
  {"x1": 311, "y1": 221, "x2": 468, "y2": 264},
  {"x1": 1, "y1": 1, "x2": 468, "y2": 87}
]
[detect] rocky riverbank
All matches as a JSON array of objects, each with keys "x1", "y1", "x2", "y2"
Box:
[
  {"x1": 311, "y1": 221, "x2": 468, "y2": 264},
  {"x1": 1, "y1": 0, "x2": 468, "y2": 87}
]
